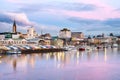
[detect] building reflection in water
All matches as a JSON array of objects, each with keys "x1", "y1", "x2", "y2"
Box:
[
  {"x1": 104, "y1": 48, "x2": 107, "y2": 62},
  {"x1": 95, "y1": 50, "x2": 99, "y2": 60},
  {"x1": 29, "y1": 54, "x2": 35, "y2": 68},
  {"x1": 1, "y1": 48, "x2": 119, "y2": 72},
  {"x1": 13, "y1": 59, "x2": 17, "y2": 71},
  {"x1": 87, "y1": 52, "x2": 91, "y2": 61},
  {"x1": 76, "y1": 51, "x2": 80, "y2": 65},
  {"x1": 0, "y1": 50, "x2": 98, "y2": 71},
  {"x1": 112, "y1": 48, "x2": 118, "y2": 54},
  {"x1": 0, "y1": 56, "x2": 2, "y2": 64},
  {"x1": 0, "y1": 60, "x2": 2, "y2": 64}
]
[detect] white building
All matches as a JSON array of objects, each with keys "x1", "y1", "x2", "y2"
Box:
[
  {"x1": 59, "y1": 28, "x2": 71, "y2": 39},
  {"x1": 0, "y1": 39, "x2": 27, "y2": 46},
  {"x1": 27, "y1": 27, "x2": 37, "y2": 39},
  {"x1": 12, "y1": 34, "x2": 20, "y2": 39},
  {"x1": 0, "y1": 35, "x2": 5, "y2": 40}
]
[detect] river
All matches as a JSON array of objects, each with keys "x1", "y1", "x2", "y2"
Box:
[{"x1": 0, "y1": 48, "x2": 120, "y2": 80}]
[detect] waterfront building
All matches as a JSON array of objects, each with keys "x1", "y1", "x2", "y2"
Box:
[
  {"x1": 27, "y1": 27, "x2": 38, "y2": 39},
  {"x1": 0, "y1": 35, "x2": 5, "y2": 40},
  {"x1": 43, "y1": 39, "x2": 51, "y2": 45},
  {"x1": 0, "y1": 32, "x2": 20, "y2": 39},
  {"x1": 0, "y1": 39, "x2": 27, "y2": 46},
  {"x1": 59, "y1": 28, "x2": 71, "y2": 39},
  {"x1": 91, "y1": 37, "x2": 111, "y2": 45},
  {"x1": 71, "y1": 32, "x2": 84, "y2": 45},
  {"x1": 39, "y1": 33, "x2": 51, "y2": 39},
  {"x1": 59, "y1": 28, "x2": 71, "y2": 46},
  {"x1": 20, "y1": 34, "x2": 28, "y2": 39},
  {"x1": 71, "y1": 32, "x2": 84, "y2": 39},
  {"x1": 12, "y1": 33, "x2": 20, "y2": 39},
  {"x1": 27, "y1": 38, "x2": 42, "y2": 45},
  {"x1": 27, "y1": 38, "x2": 51, "y2": 46},
  {"x1": 51, "y1": 37, "x2": 64, "y2": 48},
  {"x1": 38, "y1": 33, "x2": 52, "y2": 45},
  {"x1": 110, "y1": 37, "x2": 118, "y2": 43}
]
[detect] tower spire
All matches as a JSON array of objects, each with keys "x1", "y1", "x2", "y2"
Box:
[{"x1": 13, "y1": 20, "x2": 17, "y2": 33}]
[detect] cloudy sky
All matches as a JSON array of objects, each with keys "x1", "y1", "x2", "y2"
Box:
[{"x1": 0, "y1": 0, "x2": 120, "y2": 35}]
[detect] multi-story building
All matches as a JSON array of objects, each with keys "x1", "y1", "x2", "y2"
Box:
[
  {"x1": 59, "y1": 28, "x2": 71, "y2": 45},
  {"x1": 59, "y1": 28, "x2": 71, "y2": 39},
  {"x1": 40, "y1": 33, "x2": 51, "y2": 39},
  {"x1": 71, "y1": 32, "x2": 84, "y2": 39},
  {"x1": 27, "y1": 27, "x2": 37, "y2": 39},
  {"x1": 51, "y1": 37, "x2": 64, "y2": 48},
  {"x1": 71, "y1": 32, "x2": 84, "y2": 45},
  {"x1": 0, "y1": 39, "x2": 27, "y2": 46}
]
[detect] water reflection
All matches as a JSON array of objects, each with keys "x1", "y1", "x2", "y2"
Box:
[
  {"x1": 104, "y1": 48, "x2": 107, "y2": 62},
  {"x1": 0, "y1": 48, "x2": 120, "y2": 80},
  {"x1": 13, "y1": 59, "x2": 17, "y2": 71},
  {"x1": 0, "y1": 49, "x2": 117, "y2": 70}
]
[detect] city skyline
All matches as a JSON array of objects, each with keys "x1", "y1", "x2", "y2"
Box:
[{"x1": 0, "y1": 0, "x2": 120, "y2": 35}]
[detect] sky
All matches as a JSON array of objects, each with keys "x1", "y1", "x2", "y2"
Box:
[{"x1": 0, "y1": 0, "x2": 120, "y2": 36}]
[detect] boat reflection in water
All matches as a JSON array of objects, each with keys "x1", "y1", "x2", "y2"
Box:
[{"x1": 0, "y1": 48, "x2": 120, "y2": 80}]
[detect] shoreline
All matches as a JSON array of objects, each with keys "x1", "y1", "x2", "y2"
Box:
[
  {"x1": 0, "y1": 48, "x2": 66, "y2": 55},
  {"x1": 21, "y1": 48, "x2": 66, "y2": 54}
]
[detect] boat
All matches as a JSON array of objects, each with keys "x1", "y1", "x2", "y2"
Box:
[
  {"x1": 85, "y1": 46, "x2": 92, "y2": 52},
  {"x1": 79, "y1": 46, "x2": 85, "y2": 51},
  {"x1": 111, "y1": 44, "x2": 118, "y2": 48},
  {"x1": 5, "y1": 46, "x2": 21, "y2": 54},
  {"x1": 63, "y1": 46, "x2": 75, "y2": 51},
  {"x1": 97, "y1": 45, "x2": 102, "y2": 49},
  {"x1": 6, "y1": 50, "x2": 21, "y2": 54}
]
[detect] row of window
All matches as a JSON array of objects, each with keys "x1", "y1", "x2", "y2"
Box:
[{"x1": 0, "y1": 41, "x2": 27, "y2": 44}]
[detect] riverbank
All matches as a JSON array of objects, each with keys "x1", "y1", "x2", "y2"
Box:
[
  {"x1": 0, "y1": 48, "x2": 66, "y2": 55},
  {"x1": 21, "y1": 48, "x2": 66, "y2": 54}
]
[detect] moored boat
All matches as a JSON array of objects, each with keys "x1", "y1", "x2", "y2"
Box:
[
  {"x1": 79, "y1": 46, "x2": 85, "y2": 51},
  {"x1": 111, "y1": 44, "x2": 118, "y2": 48}
]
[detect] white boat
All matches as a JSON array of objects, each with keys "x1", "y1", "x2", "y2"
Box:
[
  {"x1": 85, "y1": 46, "x2": 92, "y2": 52},
  {"x1": 63, "y1": 46, "x2": 75, "y2": 51},
  {"x1": 112, "y1": 44, "x2": 118, "y2": 48},
  {"x1": 6, "y1": 50, "x2": 21, "y2": 54}
]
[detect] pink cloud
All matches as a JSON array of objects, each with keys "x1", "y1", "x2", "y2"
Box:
[
  {"x1": 43, "y1": 0, "x2": 120, "y2": 20},
  {"x1": 4, "y1": 12, "x2": 33, "y2": 25},
  {"x1": 50, "y1": 2, "x2": 120, "y2": 20}
]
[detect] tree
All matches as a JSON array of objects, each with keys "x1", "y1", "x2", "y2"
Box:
[
  {"x1": 110, "y1": 33, "x2": 114, "y2": 37},
  {"x1": 88, "y1": 35, "x2": 91, "y2": 39}
]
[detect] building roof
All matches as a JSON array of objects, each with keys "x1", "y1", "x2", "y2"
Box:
[
  {"x1": 60, "y1": 28, "x2": 70, "y2": 31},
  {"x1": 0, "y1": 32, "x2": 17, "y2": 35},
  {"x1": 72, "y1": 32, "x2": 83, "y2": 34}
]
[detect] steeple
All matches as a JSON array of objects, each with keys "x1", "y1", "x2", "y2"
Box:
[{"x1": 13, "y1": 20, "x2": 17, "y2": 33}]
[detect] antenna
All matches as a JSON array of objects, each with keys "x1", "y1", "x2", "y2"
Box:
[{"x1": 41, "y1": 29, "x2": 43, "y2": 35}]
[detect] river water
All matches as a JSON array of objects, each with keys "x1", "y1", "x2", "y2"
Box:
[{"x1": 0, "y1": 48, "x2": 120, "y2": 80}]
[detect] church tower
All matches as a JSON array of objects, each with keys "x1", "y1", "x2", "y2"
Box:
[{"x1": 13, "y1": 20, "x2": 17, "y2": 33}]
